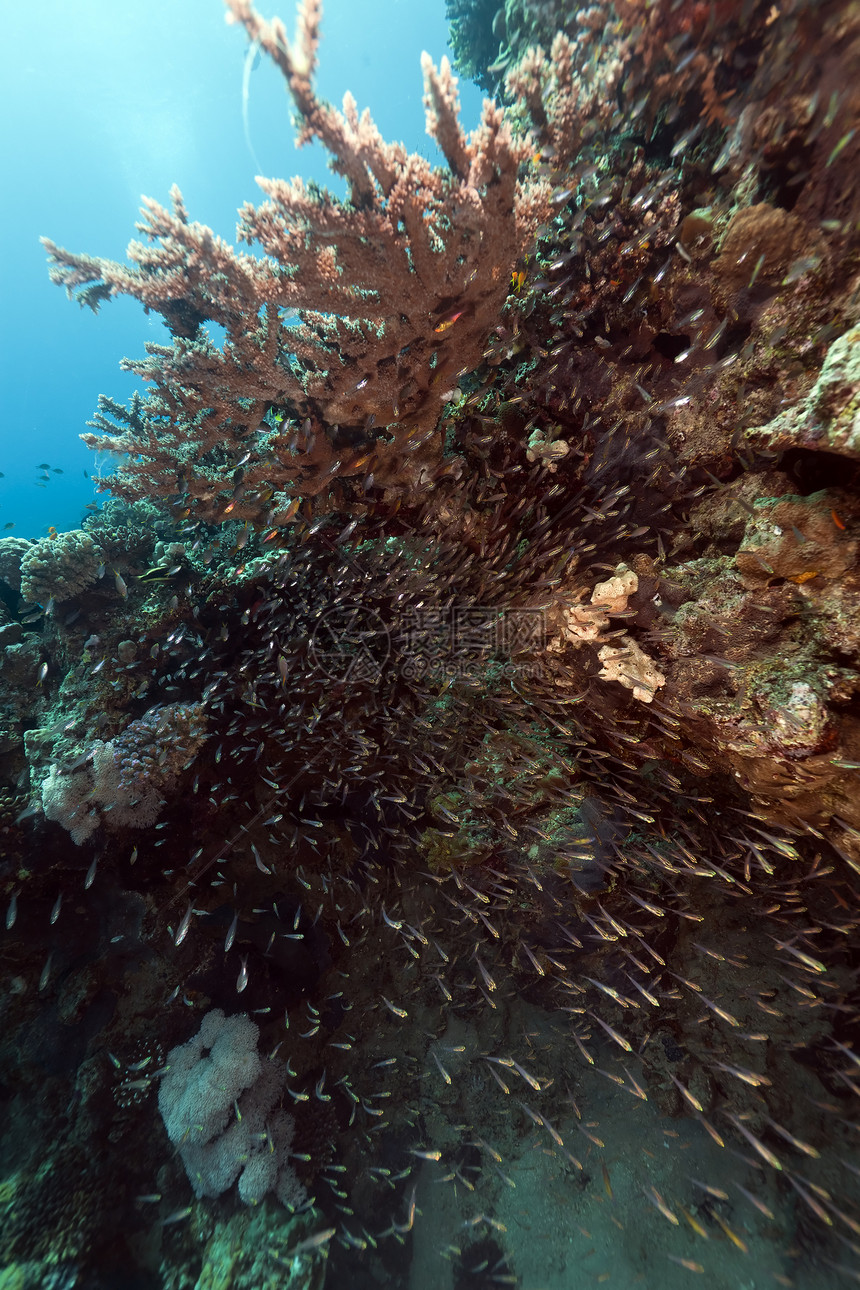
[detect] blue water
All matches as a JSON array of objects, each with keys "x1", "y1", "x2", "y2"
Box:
[{"x1": 0, "y1": 0, "x2": 481, "y2": 539}]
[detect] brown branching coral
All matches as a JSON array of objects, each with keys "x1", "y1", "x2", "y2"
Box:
[
  {"x1": 504, "y1": 25, "x2": 626, "y2": 168},
  {"x1": 42, "y1": 0, "x2": 549, "y2": 526}
]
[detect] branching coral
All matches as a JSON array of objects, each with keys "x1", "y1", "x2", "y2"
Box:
[{"x1": 42, "y1": 0, "x2": 549, "y2": 526}]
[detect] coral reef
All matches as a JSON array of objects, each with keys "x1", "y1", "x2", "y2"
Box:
[{"x1": 1, "y1": 0, "x2": 860, "y2": 1288}]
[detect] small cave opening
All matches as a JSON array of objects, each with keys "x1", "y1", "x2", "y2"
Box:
[
  {"x1": 652, "y1": 332, "x2": 691, "y2": 362},
  {"x1": 780, "y1": 446, "x2": 860, "y2": 495},
  {"x1": 759, "y1": 137, "x2": 818, "y2": 211}
]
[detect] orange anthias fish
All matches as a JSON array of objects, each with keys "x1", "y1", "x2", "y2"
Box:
[{"x1": 434, "y1": 310, "x2": 464, "y2": 333}]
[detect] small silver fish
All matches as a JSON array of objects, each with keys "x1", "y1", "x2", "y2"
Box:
[
  {"x1": 250, "y1": 843, "x2": 271, "y2": 875},
  {"x1": 510, "y1": 1058, "x2": 541, "y2": 1092},
  {"x1": 289, "y1": 1228, "x2": 336, "y2": 1255},
  {"x1": 588, "y1": 1010, "x2": 633, "y2": 1052},
  {"x1": 174, "y1": 902, "x2": 193, "y2": 947},
  {"x1": 161, "y1": 1206, "x2": 192, "y2": 1225},
  {"x1": 432, "y1": 1051, "x2": 451, "y2": 1085}
]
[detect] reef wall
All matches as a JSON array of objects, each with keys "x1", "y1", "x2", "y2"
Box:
[{"x1": 1, "y1": 1, "x2": 860, "y2": 1287}]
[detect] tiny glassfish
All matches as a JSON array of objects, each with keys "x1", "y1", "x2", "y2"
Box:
[
  {"x1": 733, "y1": 1181, "x2": 774, "y2": 1220},
  {"x1": 711, "y1": 1060, "x2": 771, "y2": 1089},
  {"x1": 250, "y1": 843, "x2": 271, "y2": 875},
  {"x1": 698, "y1": 994, "x2": 741, "y2": 1027},
  {"x1": 123, "y1": 1078, "x2": 153, "y2": 1093},
  {"x1": 773, "y1": 939, "x2": 826, "y2": 975},
  {"x1": 595, "y1": 1066, "x2": 625, "y2": 1089},
  {"x1": 696, "y1": 1115, "x2": 725, "y2": 1149},
  {"x1": 474, "y1": 956, "x2": 497, "y2": 992},
  {"x1": 725, "y1": 1112, "x2": 782, "y2": 1171},
  {"x1": 584, "y1": 976, "x2": 637, "y2": 1009},
  {"x1": 645, "y1": 1186, "x2": 679, "y2": 1226},
  {"x1": 573, "y1": 1033, "x2": 595, "y2": 1066},
  {"x1": 432, "y1": 1051, "x2": 451, "y2": 1085},
  {"x1": 518, "y1": 1101, "x2": 564, "y2": 1146},
  {"x1": 678, "y1": 1204, "x2": 709, "y2": 1239},
  {"x1": 596, "y1": 902, "x2": 628, "y2": 938},
  {"x1": 668, "y1": 1072, "x2": 704, "y2": 1113},
  {"x1": 669, "y1": 971, "x2": 702, "y2": 993},
  {"x1": 161, "y1": 1206, "x2": 192, "y2": 1225},
  {"x1": 627, "y1": 890, "x2": 666, "y2": 917},
  {"x1": 622, "y1": 1067, "x2": 648, "y2": 1101},
  {"x1": 174, "y1": 902, "x2": 193, "y2": 947},
  {"x1": 486, "y1": 1065, "x2": 511, "y2": 1095},
  {"x1": 713, "y1": 1213, "x2": 748, "y2": 1253},
  {"x1": 577, "y1": 1123, "x2": 604, "y2": 1149},
  {"x1": 519, "y1": 942, "x2": 545, "y2": 975},
  {"x1": 624, "y1": 973, "x2": 660, "y2": 1007},
  {"x1": 315, "y1": 1071, "x2": 331, "y2": 1103},
  {"x1": 510, "y1": 1058, "x2": 541, "y2": 1091},
  {"x1": 474, "y1": 1138, "x2": 502, "y2": 1163},
  {"x1": 690, "y1": 1179, "x2": 729, "y2": 1201},
  {"x1": 764, "y1": 1116, "x2": 819, "y2": 1158},
  {"x1": 588, "y1": 1011, "x2": 633, "y2": 1052},
  {"x1": 287, "y1": 1228, "x2": 336, "y2": 1255}
]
